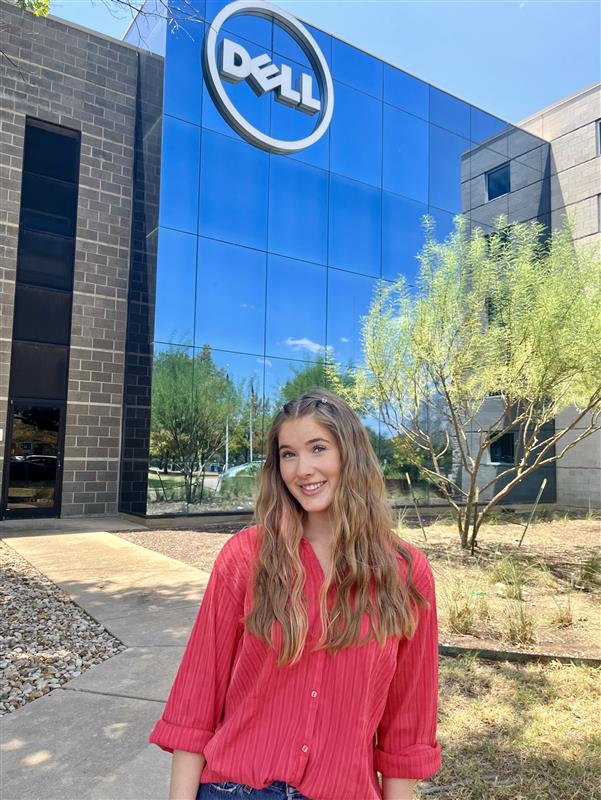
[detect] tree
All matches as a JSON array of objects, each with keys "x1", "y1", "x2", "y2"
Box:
[
  {"x1": 15, "y1": 0, "x2": 49, "y2": 14},
  {"x1": 330, "y1": 216, "x2": 601, "y2": 549},
  {"x1": 150, "y1": 346, "x2": 242, "y2": 503}
]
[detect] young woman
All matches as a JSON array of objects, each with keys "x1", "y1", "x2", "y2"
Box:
[{"x1": 149, "y1": 389, "x2": 441, "y2": 800}]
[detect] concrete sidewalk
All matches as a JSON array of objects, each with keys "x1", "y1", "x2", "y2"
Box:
[{"x1": 1, "y1": 518, "x2": 211, "y2": 800}]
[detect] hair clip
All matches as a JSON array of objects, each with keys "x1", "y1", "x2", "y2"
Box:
[{"x1": 319, "y1": 397, "x2": 329, "y2": 404}]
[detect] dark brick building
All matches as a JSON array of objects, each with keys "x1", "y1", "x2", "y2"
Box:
[{"x1": 0, "y1": 1, "x2": 162, "y2": 518}]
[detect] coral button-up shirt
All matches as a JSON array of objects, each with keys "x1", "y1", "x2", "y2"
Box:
[{"x1": 148, "y1": 526, "x2": 441, "y2": 800}]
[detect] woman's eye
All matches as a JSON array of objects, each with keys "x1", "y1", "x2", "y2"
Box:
[
  {"x1": 280, "y1": 451, "x2": 295, "y2": 459},
  {"x1": 313, "y1": 445, "x2": 325, "y2": 453}
]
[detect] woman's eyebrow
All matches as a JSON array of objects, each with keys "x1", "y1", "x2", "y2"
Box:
[{"x1": 278, "y1": 437, "x2": 329, "y2": 452}]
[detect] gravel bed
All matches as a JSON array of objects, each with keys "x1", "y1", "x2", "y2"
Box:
[
  {"x1": 0, "y1": 539, "x2": 126, "y2": 716},
  {"x1": 114, "y1": 528, "x2": 234, "y2": 573}
]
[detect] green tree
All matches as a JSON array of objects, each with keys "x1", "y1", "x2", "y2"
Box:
[
  {"x1": 150, "y1": 346, "x2": 242, "y2": 504},
  {"x1": 277, "y1": 356, "x2": 331, "y2": 406},
  {"x1": 15, "y1": 0, "x2": 49, "y2": 14},
  {"x1": 331, "y1": 216, "x2": 601, "y2": 549}
]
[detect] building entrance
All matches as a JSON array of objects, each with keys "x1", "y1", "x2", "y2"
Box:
[{"x1": 1, "y1": 401, "x2": 65, "y2": 519}]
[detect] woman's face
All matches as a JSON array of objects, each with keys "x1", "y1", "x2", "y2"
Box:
[{"x1": 277, "y1": 415, "x2": 342, "y2": 517}]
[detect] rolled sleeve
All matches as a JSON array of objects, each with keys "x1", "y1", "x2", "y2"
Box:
[
  {"x1": 374, "y1": 551, "x2": 442, "y2": 779},
  {"x1": 148, "y1": 559, "x2": 244, "y2": 755}
]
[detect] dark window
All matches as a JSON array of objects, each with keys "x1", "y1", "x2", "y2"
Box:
[
  {"x1": 20, "y1": 173, "x2": 78, "y2": 237},
  {"x1": 490, "y1": 432, "x2": 514, "y2": 464},
  {"x1": 487, "y1": 163, "x2": 510, "y2": 201},
  {"x1": 597, "y1": 120, "x2": 601, "y2": 156},
  {"x1": 23, "y1": 120, "x2": 80, "y2": 183},
  {"x1": 13, "y1": 285, "x2": 71, "y2": 346},
  {"x1": 17, "y1": 229, "x2": 74, "y2": 291},
  {"x1": 10, "y1": 342, "x2": 68, "y2": 400}
]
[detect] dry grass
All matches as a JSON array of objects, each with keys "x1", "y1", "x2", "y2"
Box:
[
  {"x1": 396, "y1": 516, "x2": 601, "y2": 660},
  {"x1": 424, "y1": 655, "x2": 601, "y2": 799}
]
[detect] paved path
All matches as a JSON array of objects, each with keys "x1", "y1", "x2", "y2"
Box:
[{"x1": 1, "y1": 517, "x2": 210, "y2": 800}]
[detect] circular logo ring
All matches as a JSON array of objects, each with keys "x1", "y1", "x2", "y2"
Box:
[{"x1": 203, "y1": 0, "x2": 334, "y2": 154}]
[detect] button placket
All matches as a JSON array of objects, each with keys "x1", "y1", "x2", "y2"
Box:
[{"x1": 298, "y1": 649, "x2": 326, "y2": 764}]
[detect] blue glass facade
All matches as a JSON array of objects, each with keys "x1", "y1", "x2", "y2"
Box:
[{"x1": 127, "y1": 0, "x2": 550, "y2": 514}]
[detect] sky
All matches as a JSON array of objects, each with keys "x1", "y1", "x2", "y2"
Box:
[{"x1": 49, "y1": 0, "x2": 600, "y2": 123}]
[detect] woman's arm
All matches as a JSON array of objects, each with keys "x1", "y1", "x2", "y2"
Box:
[
  {"x1": 382, "y1": 776, "x2": 417, "y2": 800},
  {"x1": 169, "y1": 750, "x2": 206, "y2": 800},
  {"x1": 374, "y1": 548, "x2": 441, "y2": 782}
]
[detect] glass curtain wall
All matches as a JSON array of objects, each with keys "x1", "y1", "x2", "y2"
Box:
[{"x1": 147, "y1": 0, "x2": 548, "y2": 515}]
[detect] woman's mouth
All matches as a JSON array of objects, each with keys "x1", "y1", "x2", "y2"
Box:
[{"x1": 299, "y1": 481, "x2": 326, "y2": 496}]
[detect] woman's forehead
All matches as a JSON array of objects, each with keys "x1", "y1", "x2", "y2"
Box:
[{"x1": 278, "y1": 415, "x2": 332, "y2": 444}]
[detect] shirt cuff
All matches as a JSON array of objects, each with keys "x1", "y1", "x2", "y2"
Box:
[
  {"x1": 374, "y1": 742, "x2": 442, "y2": 779},
  {"x1": 148, "y1": 718, "x2": 214, "y2": 755}
]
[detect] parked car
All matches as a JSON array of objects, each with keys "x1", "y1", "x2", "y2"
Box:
[{"x1": 216, "y1": 461, "x2": 264, "y2": 492}]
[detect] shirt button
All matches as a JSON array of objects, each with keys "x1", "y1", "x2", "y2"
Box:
[
  {"x1": 301, "y1": 745, "x2": 309, "y2": 753},
  {"x1": 311, "y1": 691, "x2": 318, "y2": 698}
]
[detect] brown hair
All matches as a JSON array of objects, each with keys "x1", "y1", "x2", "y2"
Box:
[{"x1": 245, "y1": 388, "x2": 428, "y2": 667}]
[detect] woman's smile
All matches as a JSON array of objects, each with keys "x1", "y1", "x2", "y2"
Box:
[{"x1": 299, "y1": 480, "x2": 327, "y2": 495}]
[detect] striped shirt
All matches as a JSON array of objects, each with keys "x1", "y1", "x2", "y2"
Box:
[{"x1": 148, "y1": 526, "x2": 441, "y2": 799}]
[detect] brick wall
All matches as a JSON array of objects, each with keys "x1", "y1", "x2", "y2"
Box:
[
  {"x1": 0, "y1": 2, "x2": 162, "y2": 516},
  {"x1": 520, "y1": 85, "x2": 601, "y2": 509}
]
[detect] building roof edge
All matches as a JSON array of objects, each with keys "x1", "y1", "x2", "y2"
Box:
[{"x1": 518, "y1": 81, "x2": 601, "y2": 126}]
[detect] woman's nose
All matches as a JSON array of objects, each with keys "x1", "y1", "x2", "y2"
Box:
[{"x1": 296, "y1": 456, "x2": 314, "y2": 477}]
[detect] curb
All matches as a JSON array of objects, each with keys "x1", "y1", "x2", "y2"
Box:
[{"x1": 439, "y1": 643, "x2": 601, "y2": 667}]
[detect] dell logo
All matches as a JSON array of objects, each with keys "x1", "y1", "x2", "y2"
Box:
[
  {"x1": 219, "y1": 39, "x2": 321, "y2": 116},
  {"x1": 203, "y1": 0, "x2": 334, "y2": 154}
]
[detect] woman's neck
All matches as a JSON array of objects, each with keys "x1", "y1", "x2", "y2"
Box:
[{"x1": 302, "y1": 510, "x2": 335, "y2": 544}]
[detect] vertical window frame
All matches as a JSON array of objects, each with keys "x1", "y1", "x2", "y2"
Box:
[
  {"x1": 486, "y1": 162, "x2": 511, "y2": 202},
  {"x1": 489, "y1": 431, "x2": 515, "y2": 465}
]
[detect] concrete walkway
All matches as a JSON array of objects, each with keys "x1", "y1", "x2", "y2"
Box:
[{"x1": 1, "y1": 517, "x2": 212, "y2": 800}]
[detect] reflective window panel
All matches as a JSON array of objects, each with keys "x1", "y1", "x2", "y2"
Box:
[
  {"x1": 382, "y1": 192, "x2": 427, "y2": 284},
  {"x1": 429, "y1": 87, "x2": 470, "y2": 138},
  {"x1": 198, "y1": 129, "x2": 269, "y2": 249},
  {"x1": 164, "y1": 18, "x2": 205, "y2": 125},
  {"x1": 148, "y1": 343, "x2": 194, "y2": 515},
  {"x1": 268, "y1": 157, "x2": 328, "y2": 264},
  {"x1": 154, "y1": 227, "x2": 197, "y2": 345},
  {"x1": 159, "y1": 115, "x2": 200, "y2": 234},
  {"x1": 265, "y1": 254, "x2": 327, "y2": 359},
  {"x1": 383, "y1": 65, "x2": 429, "y2": 120},
  {"x1": 195, "y1": 237, "x2": 266, "y2": 354},
  {"x1": 471, "y1": 106, "x2": 511, "y2": 155},
  {"x1": 429, "y1": 125, "x2": 471, "y2": 214},
  {"x1": 206, "y1": 1, "x2": 272, "y2": 48},
  {"x1": 273, "y1": 22, "x2": 332, "y2": 70},
  {"x1": 428, "y1": 206, "x2": 456, "y2": 243},
  {"x1": 327, "y1": 268, "x2": 376, "y2": 366},
  {"x1": 383, "y1": 104, "x2": 428, "y2": 204},
  {"x1": 264, "y1": 355, "x2": 327, "y2": 410},
  {"x1": 331, "y1": 39, "x2": 382, "y2": 98},
  {"x1": 330, "y1": 82, "x2": 383, "y2": 188},
  {"x1": 329, "y1": 174, "x2": 381, "y2": 277}
]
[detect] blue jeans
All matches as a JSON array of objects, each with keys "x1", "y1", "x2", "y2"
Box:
[{"x1": 196, "y1": 780, "x2": 309, "y2": 799}]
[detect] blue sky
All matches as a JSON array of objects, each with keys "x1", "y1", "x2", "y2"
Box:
[{"x1": 50, "y1": 0, "x2": 600, "y2": 123}]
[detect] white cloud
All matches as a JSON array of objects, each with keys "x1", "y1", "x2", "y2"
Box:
[
  {"x1": 256, "y1": 357, "x2": 272, "y2": 367},
  {"x1": 284, "y1": 337, "x2": 325, "y2": 354},
  {"x1": 340, "y1": 336, "x2": 349, "y2": 343}
]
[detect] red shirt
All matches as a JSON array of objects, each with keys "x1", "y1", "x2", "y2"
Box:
[{"x1": 148, "y1": 526, "x2": 441, "y2": 799}]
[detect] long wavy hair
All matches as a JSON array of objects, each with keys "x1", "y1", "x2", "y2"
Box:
[{"x1": 245, "y1": 388, "x2": 428, "y2": 667}]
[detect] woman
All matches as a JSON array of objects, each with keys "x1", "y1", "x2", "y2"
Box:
[{"x1": 149, "y1": 389, "x2": 441, "y2": 800}]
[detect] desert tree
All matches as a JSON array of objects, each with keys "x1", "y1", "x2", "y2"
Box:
[{"x1": 329, "y1": 216, "x2": 601, "y2": 549}]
